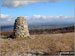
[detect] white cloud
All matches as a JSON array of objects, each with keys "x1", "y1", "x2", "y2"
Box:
[
  {"x1": 0, "y1": 14, "x2": 15, "y2": 26},
  {"x1": 0, "y1": 14, "x2": 74, "y2": 26},
  {"x1": 7, "y1": 19, "x2": 11, "y2": 21},
  {"x1": 1, "y1": 0, "x2": 73, "y2": 8},
  {"x1": 24, "y1": 16, "x2": 28, "y2": 18},
  {"x1": 32, "y1": 15, "x2": 41, "y2": 19},
  {"x1": 0, "y1": 14, "x2": 9, "y2": 19},
  {"x1": 2, "y1": 0, "x2": 46, "y2": 8},
  {"x1": 56, "y1": 16, "x2": 71, "y2": 19},
  {"x1": 31, "y1": 15, "x2": 73, "y2": 19},
  {"x1": 0, "y1": 14, "x2": 13, "y2": 22},
  {"x1": 47, "y1": 16, "x2": 54, "y2": 18},
  {"x1": 41, "y1": 16, "x2": 47, "y2": 19}
]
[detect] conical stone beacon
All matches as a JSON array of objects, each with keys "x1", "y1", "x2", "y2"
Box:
[{"x1": 13, "y1": 16, "x2": 30, "y2": 38}]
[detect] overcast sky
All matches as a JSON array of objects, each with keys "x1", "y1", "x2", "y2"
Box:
[{"x1": 0, "y1": 0, "x2": 74, "y2": 26}]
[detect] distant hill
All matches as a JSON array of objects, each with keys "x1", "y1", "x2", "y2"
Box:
[
  {"x1": 1, "y1": 22, "x2": 74, "y2": 32},
  {"x1": 1, "y1": 25, "x2": 14, "y2": 32},
  {"x1": 1, "y1": 26, "x2": 74, "y2": 37},
  {"x1": 29, "y1": 26, "x2": 75, "y2": 34}
]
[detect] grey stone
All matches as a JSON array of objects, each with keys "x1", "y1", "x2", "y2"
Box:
[{"x1": 13, "y1": 16, "x2": 30, "y2": 38}]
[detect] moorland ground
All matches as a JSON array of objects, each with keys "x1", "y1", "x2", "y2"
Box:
[{"x1": 0, "y1": 32, "x2": 74, "y2": 56}]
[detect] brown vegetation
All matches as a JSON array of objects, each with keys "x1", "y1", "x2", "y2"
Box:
[
  {"x1": 29, "y1": 26, "x2": 74, "y2": 34},
  {"x1": 0, "y1": 32, "x2": 74, "y2": 55}
]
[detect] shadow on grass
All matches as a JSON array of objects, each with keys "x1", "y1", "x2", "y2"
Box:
[{"x1": 0, "y1": 35, "x2": 15, "y2": 39}]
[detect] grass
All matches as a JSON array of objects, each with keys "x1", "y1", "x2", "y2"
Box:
[{"x1": 0, "y1": 32, "x2": 74, "y2": 55}]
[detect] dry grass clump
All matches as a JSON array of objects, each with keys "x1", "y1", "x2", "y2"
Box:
[{"x1": 13, "y1": 36, "x2": 30, "y2": 40}]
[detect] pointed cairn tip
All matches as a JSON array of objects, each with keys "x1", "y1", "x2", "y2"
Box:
[{"x1": 17, "y1": 16, "x2": 24, "y2": 19}]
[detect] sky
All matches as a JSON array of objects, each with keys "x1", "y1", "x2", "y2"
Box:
[{"x1": 0, "y1": 0, "x2": 74, "y2": 26}]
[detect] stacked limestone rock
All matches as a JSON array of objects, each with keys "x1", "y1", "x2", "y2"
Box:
[{"x1": 13, "y1": 16, "x2": 30, "y2": 38}]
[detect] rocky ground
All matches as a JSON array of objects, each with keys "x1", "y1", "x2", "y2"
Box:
[{"x1": 0, "y1": 32, "x2": 74, "y2": 56}]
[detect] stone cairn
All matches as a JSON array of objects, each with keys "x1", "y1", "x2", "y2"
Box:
[{"x1": 12, "y1": 16, "x2": 30, "y2": 38}]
